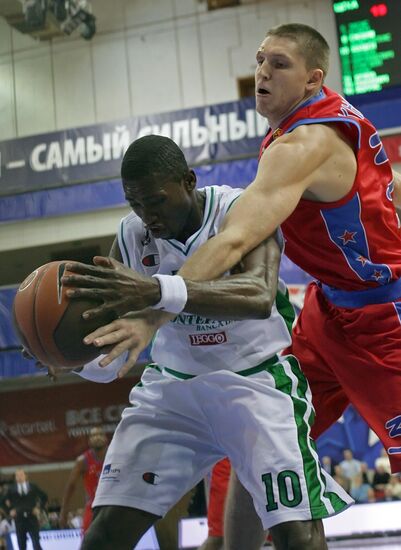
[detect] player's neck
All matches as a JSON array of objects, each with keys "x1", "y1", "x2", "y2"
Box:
[
  {"x1": 176, "y1": 190, "x2": 206, "y2": 243},
  {"x1": 93, "y1": 447, "x2": 107, "y2": 460},
  {"x1": 269, "y1": 90, "x2": 321, "y2": 131}
]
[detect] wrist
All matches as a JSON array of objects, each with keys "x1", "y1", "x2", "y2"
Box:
[
  {"x1": 148, "y1": 276, "x2": 162, "y2": 306},
  {"x1": 151, "y1": 274, "x2": 188, "y2": 314}
]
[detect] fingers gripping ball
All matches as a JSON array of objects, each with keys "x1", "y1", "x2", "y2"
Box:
[{"x1": 13, "y1": 261, "x2": 116, "y2": 368}]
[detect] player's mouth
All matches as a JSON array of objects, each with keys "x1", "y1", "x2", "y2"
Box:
[{"x1": 256, "y1": 86, "x2": 270, "y2": 96}]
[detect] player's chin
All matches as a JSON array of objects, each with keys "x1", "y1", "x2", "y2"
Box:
[{"x1": 149, "y1": 228, "x2": 170, "y2": 239}]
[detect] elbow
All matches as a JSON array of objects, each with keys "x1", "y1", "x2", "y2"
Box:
[
  {"x1": 222, "y1": 232, "x2": 251, "y2": 267},
  {"x1": 248, "y1": 278, "x2": 274, "y2": 319}
]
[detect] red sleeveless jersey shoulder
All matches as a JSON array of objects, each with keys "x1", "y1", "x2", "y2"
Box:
[
  {"x1": 259, "y1": 87, "x2": 401, "y2": 290},
  {"x1": 83, "y1": 449, "x2": 103, "y2": 503}
]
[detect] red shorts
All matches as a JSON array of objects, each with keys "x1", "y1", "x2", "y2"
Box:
[
  {"x1": 285, "y1": 282, "x2": 401, "y2": 473},
  {"x1": 207, "y1": 458, "x2": 231, "y2": 537}
]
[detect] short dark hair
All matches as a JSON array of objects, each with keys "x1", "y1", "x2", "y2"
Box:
[
  {"x1": 121, "y1": 135, "x2": 189, "y2": 186},
  {"x1": 267, "y1": 23, "x2": 330, "y2": 79}
]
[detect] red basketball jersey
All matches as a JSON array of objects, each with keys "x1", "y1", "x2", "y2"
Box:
[
  {"x1": 259, "y1": 86, "x2": 401, "y2": 291},
  {"x1": 83, "y1": 448, "x2": 103, "y2": 504}
]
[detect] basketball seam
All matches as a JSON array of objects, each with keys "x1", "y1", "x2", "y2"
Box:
[{"x1": 32, "y1": 263, "x2": 62, "y2": 367}]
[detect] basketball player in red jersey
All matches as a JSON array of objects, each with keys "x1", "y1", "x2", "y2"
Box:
[
  {"x1": 62, "y1": 23, "x2": 401, "y2": 547},
  {"x1": 59, "y1": 427, "x2": 107, "y2": 532}
]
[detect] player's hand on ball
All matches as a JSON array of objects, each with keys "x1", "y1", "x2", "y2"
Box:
[
  {"x1": 83, "y1": 314, "x2": 158, "y2": 377},
  {"x1": 62, "y1": 256, "x2": 161, "y2": 319}
]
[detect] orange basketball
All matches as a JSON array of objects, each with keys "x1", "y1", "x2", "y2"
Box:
[{"x1": 13, "y1": 261, "x2": 116, "y2": 368}]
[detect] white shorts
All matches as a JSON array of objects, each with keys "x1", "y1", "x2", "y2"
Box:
[{"x1": 93, "y1": 355, "x2": 353, "y2": 529}]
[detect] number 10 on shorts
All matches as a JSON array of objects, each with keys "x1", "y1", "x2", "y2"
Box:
[{"x1": 262, "y1": 471, "x2": 302, "y2": 511}]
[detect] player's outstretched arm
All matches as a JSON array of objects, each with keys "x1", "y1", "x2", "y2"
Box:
[
  {"x1": 184, "y1": 233, "x2": 281, "y2": 319},
  {"x1": 179, "y1": 124, "x2": 353, "y2": 282},
  {"x1": 63, "y1": 234, "x2": 282, "y2": 320},
  {"x1": 59, "y1": 457, "x2": 85, "y2": 528}
]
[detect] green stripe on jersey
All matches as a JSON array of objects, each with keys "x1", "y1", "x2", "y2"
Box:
[
  {"x1": 119, "y1": 221, "x2": 131, "y2": 268},
  {"x1": 167, "y1": 187, "x2": 215, "y2": 256},
  {"x1": 275, "y1": 288, "x2": 295, "y2": 336}
]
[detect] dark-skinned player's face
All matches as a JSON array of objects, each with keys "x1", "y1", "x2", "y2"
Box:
[{"x1": 123, "y1": 174, "x2": 195, "y2": 240}]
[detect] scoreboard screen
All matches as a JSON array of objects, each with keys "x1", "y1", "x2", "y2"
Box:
[{"x1": 331, "y1": 1, "x2": 401, "y2": 95}]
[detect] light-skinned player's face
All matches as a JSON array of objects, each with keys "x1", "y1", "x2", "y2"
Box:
[
  {"x1": 124, "y1": 175, "x2": 195, "y2": 241},
  {"x1": 255, "y1": 35, "x2": 322, "y2": 124}
]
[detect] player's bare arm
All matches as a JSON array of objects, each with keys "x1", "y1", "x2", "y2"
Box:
[
  {"x1": 178, "y1": 123, "x2": 356, "y2": 282},
  {"x1": 59, "y1": 456, "x2": 85, "y2": 528},
  {"x1": 62, "y1": 234, "x2": 281, "y2": 320},
  {"x1": 73, "y1": 235, "x2": 282, "y2": 377}
]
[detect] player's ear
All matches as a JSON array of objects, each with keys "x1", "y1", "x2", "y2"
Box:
[
  {"x1": 306, "y1": 68, "x2": 323, "y2": 91},
  {"x1": 185, "y1": 170, "x2": 197, "y2": 191}
]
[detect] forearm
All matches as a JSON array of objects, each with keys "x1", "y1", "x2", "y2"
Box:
[
  {"x1": 185, "y1": 274, "x2": 269, "y2": 319},
  {"x1": 60, "y1": 485, "x2": 75, "y2": 515},
  {"x1": 179, "y1": 231, "x2": 247, "y2": 281},
  {"x1": 183, "y1": 237, "x2": 280, "y2": 319}
]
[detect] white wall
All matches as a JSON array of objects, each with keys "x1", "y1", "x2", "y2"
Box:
[
  {"x1": 0, "y1": 0, "x2": 342, "y2": 140},
  {"x1": 0, "y1": 0, "x2": 343, "y2": 278}
]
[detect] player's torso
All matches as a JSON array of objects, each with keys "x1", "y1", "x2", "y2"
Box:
[
  {"x1": 83, "y1": 449, "x2": 102, "y2": 501},
  {"x1": 118, "y1": 185, "x2": 293, "y2": 376},
  {"x1": 260, "y1": 87, "x2": 401, "y2": 291}
]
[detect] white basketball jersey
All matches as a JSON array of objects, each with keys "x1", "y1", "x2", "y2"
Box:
[{"x1": 118, "y1": 185, "x2": 292, "y2": 376}]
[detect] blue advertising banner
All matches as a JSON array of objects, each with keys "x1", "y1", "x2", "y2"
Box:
[
  {"x1": 0, "y1": 158, "x2": 259, "y2": 223},
  {"x1": 0, "y1": 97, "x2": 267, "y2": 197}
]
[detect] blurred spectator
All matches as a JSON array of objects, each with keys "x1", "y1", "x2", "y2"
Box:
[
  {"x1": 37, "y1": 508, "x2": 50, "y2": 531},
  {"x1": 0, "y1": 508, "x2": 15, "y2": 550},
  {"x1": 321, "y1": 456, "x2": 335, "y2": 476},
  {"x1": 375, "y1": 447, "x2": 391, "y2": 475},
  {"x1": 385, "y1": 476, "x2": 401, "y2": 501},
  {"x1": 349, "y1": 473, "x2": 374, "y2": 504},
  {"x1": 360, "y1": 462, "x2": 373, "y2": 484},
  {"x1": 5, "y1": 469, "x2": 47, "y2": 550},
  {"x1": 70, "y1": 508, "x2": 83, "y2": 530},
  {"x1": 47, "y1": 512, "x2": 59, "y2": 530},
  {"x1": 372, "y1": 464, "x2": 391, "y2": 501},
  {"x1": 59, "y1": 427, "x2": 107, "y2": 532},
  {"x1": 333, "y1": 464, "x2": 350, "y2": 493},
  {"x1": 339, "y1": 449, "x2": 362, "y2": 481}
]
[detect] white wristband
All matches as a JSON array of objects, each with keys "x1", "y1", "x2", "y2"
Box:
[{"x1": 151, "y1": 274, "x2": 188, "y2": 314}]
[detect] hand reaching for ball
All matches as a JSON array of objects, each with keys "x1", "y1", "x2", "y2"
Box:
[
  {"x1": 82, "y1": 311, "x2": 162, "y2": 378},
  {"x1": 61, "y1": 256, "x2": 161, "y2": 319}
]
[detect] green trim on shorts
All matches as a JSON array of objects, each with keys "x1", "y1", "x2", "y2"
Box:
[
  {"x1": 277, "y1": 355, "x2": 348, "y2": 516},
  {"x1": 268, "y1": 355, "x2": 330, "y2": 518},
  {"x1": 157, "y1": 355, "x2": 280, "y2": 380},
  {"x1": 136, "y1": 363, "x2": 162, "y2": 387},
  {"x1": 275, "y1": 288, "x2": 296, "y2": 336}
]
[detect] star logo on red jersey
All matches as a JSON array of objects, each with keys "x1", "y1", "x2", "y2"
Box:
[
  {"x1": 338, "y1": 230, "x2": 357, "y2": 245},
  {"x1": 356, "y1": 255, "x2": 368, "y2": 266},
  {"x1": 372, "y1": 270, "x2": 383, "y2": 281}
]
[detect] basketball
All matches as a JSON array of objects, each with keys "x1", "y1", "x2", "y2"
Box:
[{"x1": 13, "y1": 261, "x2": 116, "y2": 368}]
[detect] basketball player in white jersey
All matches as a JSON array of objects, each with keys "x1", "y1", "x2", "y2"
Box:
[{"x1": 63, "y1": 135, "x2": 352, "y2": 550}]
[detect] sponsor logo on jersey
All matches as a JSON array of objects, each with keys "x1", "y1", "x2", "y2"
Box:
[
  {"x1": 101, "y1": 463, "x2": 121, "y2": 481},
  {"x1": 142, "y1": 254, "x2": 160, "y2": 267},
  {"x1": 142, "y1": 472, "x2": 159, "y2": 485},
  {"x1": 189, "y1": 331, "x2": 227, "y2": 346}
]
